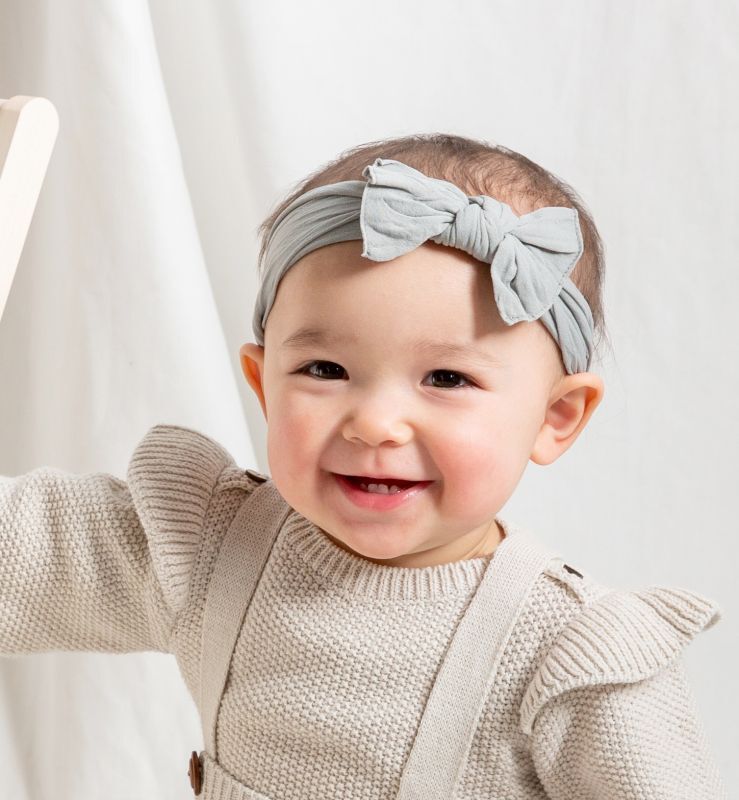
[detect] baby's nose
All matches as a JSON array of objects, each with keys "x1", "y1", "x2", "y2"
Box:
[{"x1": 341, "y1": 399, "x2": 414, "y2": 448}]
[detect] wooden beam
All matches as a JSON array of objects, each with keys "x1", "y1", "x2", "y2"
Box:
[{"x1": 0, "y1": 95, "x2": 59, "y2": 323}]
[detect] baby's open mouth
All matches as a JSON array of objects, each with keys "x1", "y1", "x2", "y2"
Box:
[{"x1": 339, "y1": 474, "x2": 421, "y2": 494}]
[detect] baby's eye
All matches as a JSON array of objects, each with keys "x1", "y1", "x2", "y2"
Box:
[
  {"x1": 425, "y1": 369, "x2": 474, "y2": 390},
  {"x1": 297, "y1": 360, "x2": 347, "y2": 380},
  {"x1": 294, "y1": 362, "x2": 474, "y2": 389}
]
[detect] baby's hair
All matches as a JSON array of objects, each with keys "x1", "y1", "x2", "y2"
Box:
[{"x1": 256, "y1": 133, "x2": 612, "y2": 371}]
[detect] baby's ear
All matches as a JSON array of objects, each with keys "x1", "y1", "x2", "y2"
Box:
[
  {"x1": 239, "y1": 343, "x2": 267, "y2": 419},
  {"x1": 529, "y1": 372, "x2": 604, "y2": 465}
]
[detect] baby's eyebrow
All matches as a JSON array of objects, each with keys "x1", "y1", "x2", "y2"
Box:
[
  {"x1": 281, "y1": 326, "x2": 344, "y2": 349},
  {"x1": 412, "y1": 339, "x2": 507, "y2": 368},
  {"x1": 281, "y1": 326, "x2": 506, "y2": 368}
]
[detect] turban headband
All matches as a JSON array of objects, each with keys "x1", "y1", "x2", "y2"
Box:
[{"x1": 253, "y1": 158, "x2": 595, "y2": 375}]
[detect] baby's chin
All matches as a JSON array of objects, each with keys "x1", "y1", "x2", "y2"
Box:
[
  {"x1": 299, "y1": 504, "x2": 434, "y2": 565},
  {"x1": 320, "y1": 526, "x2": 439, "y2": 567}
]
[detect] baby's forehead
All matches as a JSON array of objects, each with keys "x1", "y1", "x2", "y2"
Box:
[
  {"x1": 265, "y1": 309, "x2": 560, "y2": 376},
  {"x1": 274, "y1": 255, "x2": 503, "y2": 344},
  {"x1": 280, "y1": 241, "x2": 494, "y2": 307}
]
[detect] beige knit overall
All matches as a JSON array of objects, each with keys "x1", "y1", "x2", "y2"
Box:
[{"x1": 186, "y1": 472, "x2": 560, "y2": 799}]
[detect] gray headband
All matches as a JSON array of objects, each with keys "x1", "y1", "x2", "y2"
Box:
[{"x1": 253, "y1": 158, "x2": 595, "y2": 374}]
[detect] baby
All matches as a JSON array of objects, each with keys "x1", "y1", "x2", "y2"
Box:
[{"x1": 1, "y1": 133, "x2": 727, "y2": 799}]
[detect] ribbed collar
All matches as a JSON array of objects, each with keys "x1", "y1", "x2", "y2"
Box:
[{"x1": 281, "y1": 512, "x2": 513, "y2": 602}]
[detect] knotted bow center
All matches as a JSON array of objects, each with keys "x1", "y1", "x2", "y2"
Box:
[{"x1": 434, "y1": 196, "x2": 515, "y2": 265}]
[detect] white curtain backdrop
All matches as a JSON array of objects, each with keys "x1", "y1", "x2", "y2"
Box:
[{"x1": 1, "y1": 0, "x2": 736, "y2": 797}]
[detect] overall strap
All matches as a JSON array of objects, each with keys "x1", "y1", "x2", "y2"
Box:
[
  {"x1": 199, "y1": 475, "x2": 292, "y2": 758},
  {"x1": 395, "y1": 524, "x2": 560, "y2": 800}
]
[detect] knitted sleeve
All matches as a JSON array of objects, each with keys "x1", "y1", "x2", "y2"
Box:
[
  {"x1": 520, "y1": 586, "x2": 728, "y2": 799},
  {"x1": 0, "y1": 424, "x2": 241, "y2": 657}
]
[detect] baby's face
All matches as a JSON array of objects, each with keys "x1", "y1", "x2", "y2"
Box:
[{"x1": 242, "y1": 240, "x2": 590, "y2": 567}]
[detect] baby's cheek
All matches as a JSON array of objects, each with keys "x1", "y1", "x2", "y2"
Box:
[
  {"x1": 266, "y1": 412, "x2": 319, "y2": 519},
  {"x1": 437, "y1": 420, "x2": 514, "y2": 511},
  {"x1": 269, "y1": 409, "x2": 316, "y2": 470}
]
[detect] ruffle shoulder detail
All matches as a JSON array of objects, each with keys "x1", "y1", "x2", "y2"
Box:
[
  {"x1": 126, "y1": 424, "x2": 259, "y2": 616},
  {"x1": 519, "y1": 584, "x2": 722, "y2": 736}
]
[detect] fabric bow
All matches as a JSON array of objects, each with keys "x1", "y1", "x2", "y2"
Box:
[{"x1": 359, "y1": 158, "x2": 584, "y2": 326}]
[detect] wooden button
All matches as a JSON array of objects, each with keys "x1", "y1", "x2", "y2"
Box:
[
  {"x1": 563, "y1": 563, "x2": 583, "y2": 578},
  {"x1": 244, "y1": 467, "x2": 269, "y2": 484},
  {"x1": 188, "y1": 750, "x2": 203, "y2": 795}
]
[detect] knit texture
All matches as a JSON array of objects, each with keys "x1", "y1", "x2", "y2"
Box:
[{"x1": 0, "y1": 424, "x2": 728, "y2": 799}]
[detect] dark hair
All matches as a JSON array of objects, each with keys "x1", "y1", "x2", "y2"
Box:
[{"x1": 256, "y1": 132, "x2": 612, "y2": 372}]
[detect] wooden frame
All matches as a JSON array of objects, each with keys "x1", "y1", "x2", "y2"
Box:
[{"x1": 0, "y1": 95, "x2": 59, "y2": 324}]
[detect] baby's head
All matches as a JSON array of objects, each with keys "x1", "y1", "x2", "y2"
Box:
[{"x1": 239, "y1": 134, "x2": 607, "y2": 568}]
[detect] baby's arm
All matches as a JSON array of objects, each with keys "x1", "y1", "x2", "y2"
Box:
[
  {"x1": 0, "y1": 465, "x2": 174, "y2": 655},
  {"x1": 0, "y1": 424, "x2": 240, "y2": 657},
  {"x1": 520, "y1": 585, "x2": 727, "y2": 799},
  {"x1": 529, "y1": 657, "x2": 727, "y2": 799}
]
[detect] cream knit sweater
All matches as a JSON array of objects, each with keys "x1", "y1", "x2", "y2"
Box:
[{"x1": 0, "y1": 424, "x2": 728, "y2": 799}]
